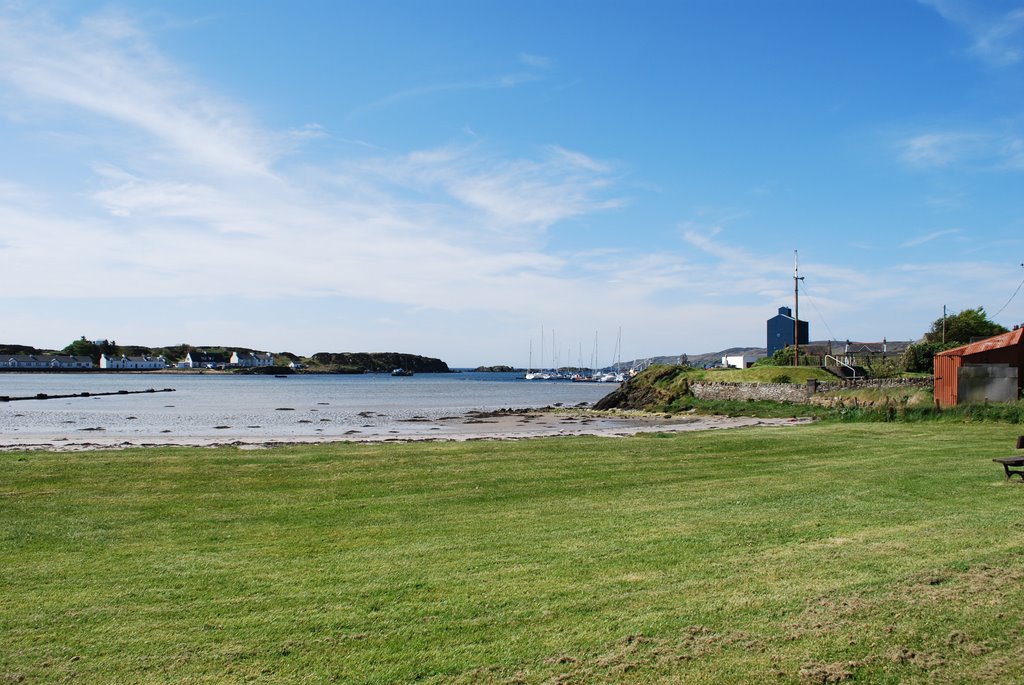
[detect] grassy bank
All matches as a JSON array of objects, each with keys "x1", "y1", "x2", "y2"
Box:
[
  {"x1": 697, "y1": 366, "x2": 835, "y2": 384},
  {"x1": 3, "y1": 424, "x2": 1024, "y2": 683},
  {"x1": 605, "y1": 363, "x2": 1024, "y2": 423},
  {"x1": 655, "y1": 396, "x2": 1024, "y2": 423}
]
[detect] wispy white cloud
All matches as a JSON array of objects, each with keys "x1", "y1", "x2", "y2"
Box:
[
  {"x1": 288, "y1": 123, "x2": 327, "y2": 140},
  {"x1": 921, "y1": 0, "x2": 1024, "y2": 66},
  {"x1": 520, "y1": 53, "x2": 551, "y2": 69},
  {"x1": 924, "y1": 189, "x2": 967, "y2": 210},
  {"x1": 2, "y1": 5, "x2": 1023, "y2": 361},
  {"x1": 675, "y1": 223, "x2": 989, "y2": 332},
  {"x1": 548, "y1": 145, "x2": 612, "y2": 173},
  {"x1": 900, "y1": 228, "x2": 962, "y2": 247},
  {"x1": 351, "y1": 56, "x2": 549, "y2": 119},
  {"x1": 897, "y1": 129, "x2": 1024, "y2": 170},
  {"x1": 349, "y1": 143, "x2": 624, "y2": 234},
  {"x1": 0, "y1": 8, "x2": 273, "y2": 177},
  {"x1": 899, "y1": 131, "x2": 983, "y2": 167},
  {"x1": 0, "y1": 8, "x2": 628, "y2": 323}
]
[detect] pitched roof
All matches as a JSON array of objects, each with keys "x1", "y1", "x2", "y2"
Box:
[
  {"x1": 187, "y1": 350, "x2": 230, "y2": 362},
  {"x1": 936, "y1": 328, "x2": 1024, "y2": 357},
  {"x1": 4, "y1": 354, "x2": 90, "y2": 363}
]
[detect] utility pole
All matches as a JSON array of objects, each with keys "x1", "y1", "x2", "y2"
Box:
[
  {"x1": 794, "y1": 251, "x2": 805, "y2": 367},
  {"x1": 942, "y1": 305, "x2": 946, "y2": 344}
]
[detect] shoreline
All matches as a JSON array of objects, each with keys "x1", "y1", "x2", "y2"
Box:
[{"x1": 0, "y1": 408, "x2": 814, "y2": 451}]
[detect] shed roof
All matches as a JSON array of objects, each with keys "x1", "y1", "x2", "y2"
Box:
[{"x1": 936, "y1": 328, "x2": 1024, "y2": 357}]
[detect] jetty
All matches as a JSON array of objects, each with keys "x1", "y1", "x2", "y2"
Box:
[{"x1": 0, "y1": 388, "x2": 176, "y2": 402}]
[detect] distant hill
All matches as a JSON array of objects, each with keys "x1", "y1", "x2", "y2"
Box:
[
  {"x1": 0, "y1": 344, "x2": 45, "y2": 356},
  {"x1": 308, "y1": 352, "x2": 449, "y2": 374},
  {"x1": 623, "y1": 340, "x2": 913, "y2": 370},
  {"x1": 621, "y1": 348, "x2": 765, "y2": 370}
]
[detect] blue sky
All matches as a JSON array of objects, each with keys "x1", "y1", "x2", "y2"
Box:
[{"x1": 2, "y1": 0, "x2": 1024, "y2": 366}]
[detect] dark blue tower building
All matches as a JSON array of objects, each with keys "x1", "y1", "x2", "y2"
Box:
[{"x1": 766, "y1": 306, "x2": 808, "y2": 357}]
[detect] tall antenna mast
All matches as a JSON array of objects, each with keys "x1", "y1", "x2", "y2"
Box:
[{"x1": 794, "y1": 251, "x2": 805, "y2": 367}]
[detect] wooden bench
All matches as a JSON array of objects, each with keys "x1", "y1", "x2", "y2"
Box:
[{"x1": 993, "y1": 436, "x2": 1024, "y2": 481}]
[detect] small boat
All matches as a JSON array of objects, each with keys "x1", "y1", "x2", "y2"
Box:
[
  {"x1": 391, "y1": 368, "x2": 414, "y2": 376},
  {"x1": 598, "y1": 372, "x2": 624, "y2": 383},
  {"x1": 274, "y1": 374, "x2": 288, "y2": 378},
  {"x1": 524, "y1": 337, "x2": 542, "y2": 380}
]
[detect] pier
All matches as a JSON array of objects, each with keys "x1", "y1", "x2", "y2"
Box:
[{"x1": 0, "y1": 388, "x2": 176, "y2": 402}]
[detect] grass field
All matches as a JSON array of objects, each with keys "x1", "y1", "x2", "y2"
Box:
[
  {"x1": 695, "y1": 366, "x2": 835, "y2": 384},
  {"x1": 3, "y1": 423, "x2": 1024, "y2": 683}
]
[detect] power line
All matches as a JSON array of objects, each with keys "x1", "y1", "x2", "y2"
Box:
[
  {"x1": 799, "y1": 280, "x2": 840, "y2": 342},
  {"x1": 991, "y1": 263, "x2": 1024, "y2": 320}
]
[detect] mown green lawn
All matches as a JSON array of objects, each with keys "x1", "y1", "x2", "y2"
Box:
[{"x1": 3, "y1": 423, "x2": 1024, "y2": 683}]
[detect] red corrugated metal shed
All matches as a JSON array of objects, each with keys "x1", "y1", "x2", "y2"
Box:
[
  {"x1": 934, "y1": 328, "x2": 1024, "y2": 407},
  {"x1": 937, "y1": 328, "x2": 1024, "y2": 357}
]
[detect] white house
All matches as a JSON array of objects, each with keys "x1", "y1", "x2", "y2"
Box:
[
  {"x1": 722, "y1": 354, "x2": 758, "y2": 369},
  {"x1": 100, "y1": 354, "x2": 167, "y2": 370},
  {"x1": 181, "y1": 350, "x2": 231, "y2": 369},
  {"x1": 230, "y1": 351, "x2": 275, "y2": 367},
  {"x1": 51, "y1": 355, "x2": 94, "y2": 369},
  {"x1": 4, "y1": 355, "x2": 46, "y2": 369}
]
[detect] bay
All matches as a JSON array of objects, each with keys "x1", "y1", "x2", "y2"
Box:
[{"x1": 0, "y1": 372, "x2": 618, "y2": 439}]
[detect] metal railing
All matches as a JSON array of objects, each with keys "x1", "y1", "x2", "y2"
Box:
[{"x1": 824, "y1": 354, "x2": 858, "y2": 379}]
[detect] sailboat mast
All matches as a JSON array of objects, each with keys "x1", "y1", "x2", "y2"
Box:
[
  {"x1": 552, "y1": 329, "x2": 557, "y2": 372},
  {"x1": 616, "y1": 327, "x2": 622, "y2": 371},
  {"x1": 540, "y1": 326, "x2": 545, "y2": 371},
  {"x1": 793, "y1": 251, "x2": 804, "y2": 368}
]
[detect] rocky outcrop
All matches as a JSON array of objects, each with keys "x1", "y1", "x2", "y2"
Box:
[
  {"x1": 309, "y1": 352, "x2": 450, "y2": 374},
  {"x1": 593, "y1": 365, "x2": 690, "y2": 410}
]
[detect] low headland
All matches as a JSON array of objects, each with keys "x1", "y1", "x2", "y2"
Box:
[{"x1": 1, "y1": 341, "x2": 450, "y2": 374}]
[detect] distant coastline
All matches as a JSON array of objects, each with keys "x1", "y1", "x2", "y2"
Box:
[{"x1": 2, "y1": 341, "x2": 450, "y2": 375}]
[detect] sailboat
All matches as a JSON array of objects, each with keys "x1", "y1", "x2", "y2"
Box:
[
  {"x1": 599, "y1": 327, "x2": 626, "y2": 382},
  {"x1": 524, "y1": 339, "x2": 539, "y2": 380},
  {"x1": 524, "y1": 328, "x2": 551, "y2": 380},
  {"x1": 573, "y1": 332, "x2": 601, "y2": 382}
]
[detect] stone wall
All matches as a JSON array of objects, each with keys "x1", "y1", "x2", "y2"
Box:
[
  {"x1": 690, "y1": 378, "x2": 932, "y2": 404},
  {"x1": 690, "y1": 382, "x2": 810, "y2": 403}
]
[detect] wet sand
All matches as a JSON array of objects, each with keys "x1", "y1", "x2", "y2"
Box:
[{"x1": 0, "y1": 408, "x2": 813, "y2": 451}]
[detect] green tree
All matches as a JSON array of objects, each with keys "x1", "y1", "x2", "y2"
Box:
[
  {"x1": 900, "y1": 341, "x2": 949, "y2": 374},
  {"x1": 753, "y1": 345, "x2": 815, "y2": 367},
  {"x1": 62, "y1": 336, "x2": 100, "y2": 361},
  {"x1": 61, "y1": 336, "x2": 118, "y2": 364},
  {"x1": 903, "y1": 307, "x2": 1009, "y2": 373},
  {"x1": 924, "y1": 307, "x2": 1007, "y2": 346}
]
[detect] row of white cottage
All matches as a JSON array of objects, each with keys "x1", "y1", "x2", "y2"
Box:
[
  {"x1": 174, "y1": 351, "x2": 276, "y2": 369},
  {"x1": 3, "y1": 355, "x2": 95, "y2": 369},
  {"x1": 3, "y1": 351, "x2": 276, "y2": 370}
]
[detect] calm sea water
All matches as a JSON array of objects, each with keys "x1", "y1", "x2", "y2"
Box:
[{"x1": 0, "y1": 372, "x2": 617, "y2": 439}]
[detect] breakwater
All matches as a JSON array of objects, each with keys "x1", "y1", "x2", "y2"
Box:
[{"x1": 0, "y1": 388, "x2": 176, "y2": 402}]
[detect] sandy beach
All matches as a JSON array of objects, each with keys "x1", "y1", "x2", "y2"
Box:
[{"x1": 0, "y1": 408, "x2": 813, "y2": 451}]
